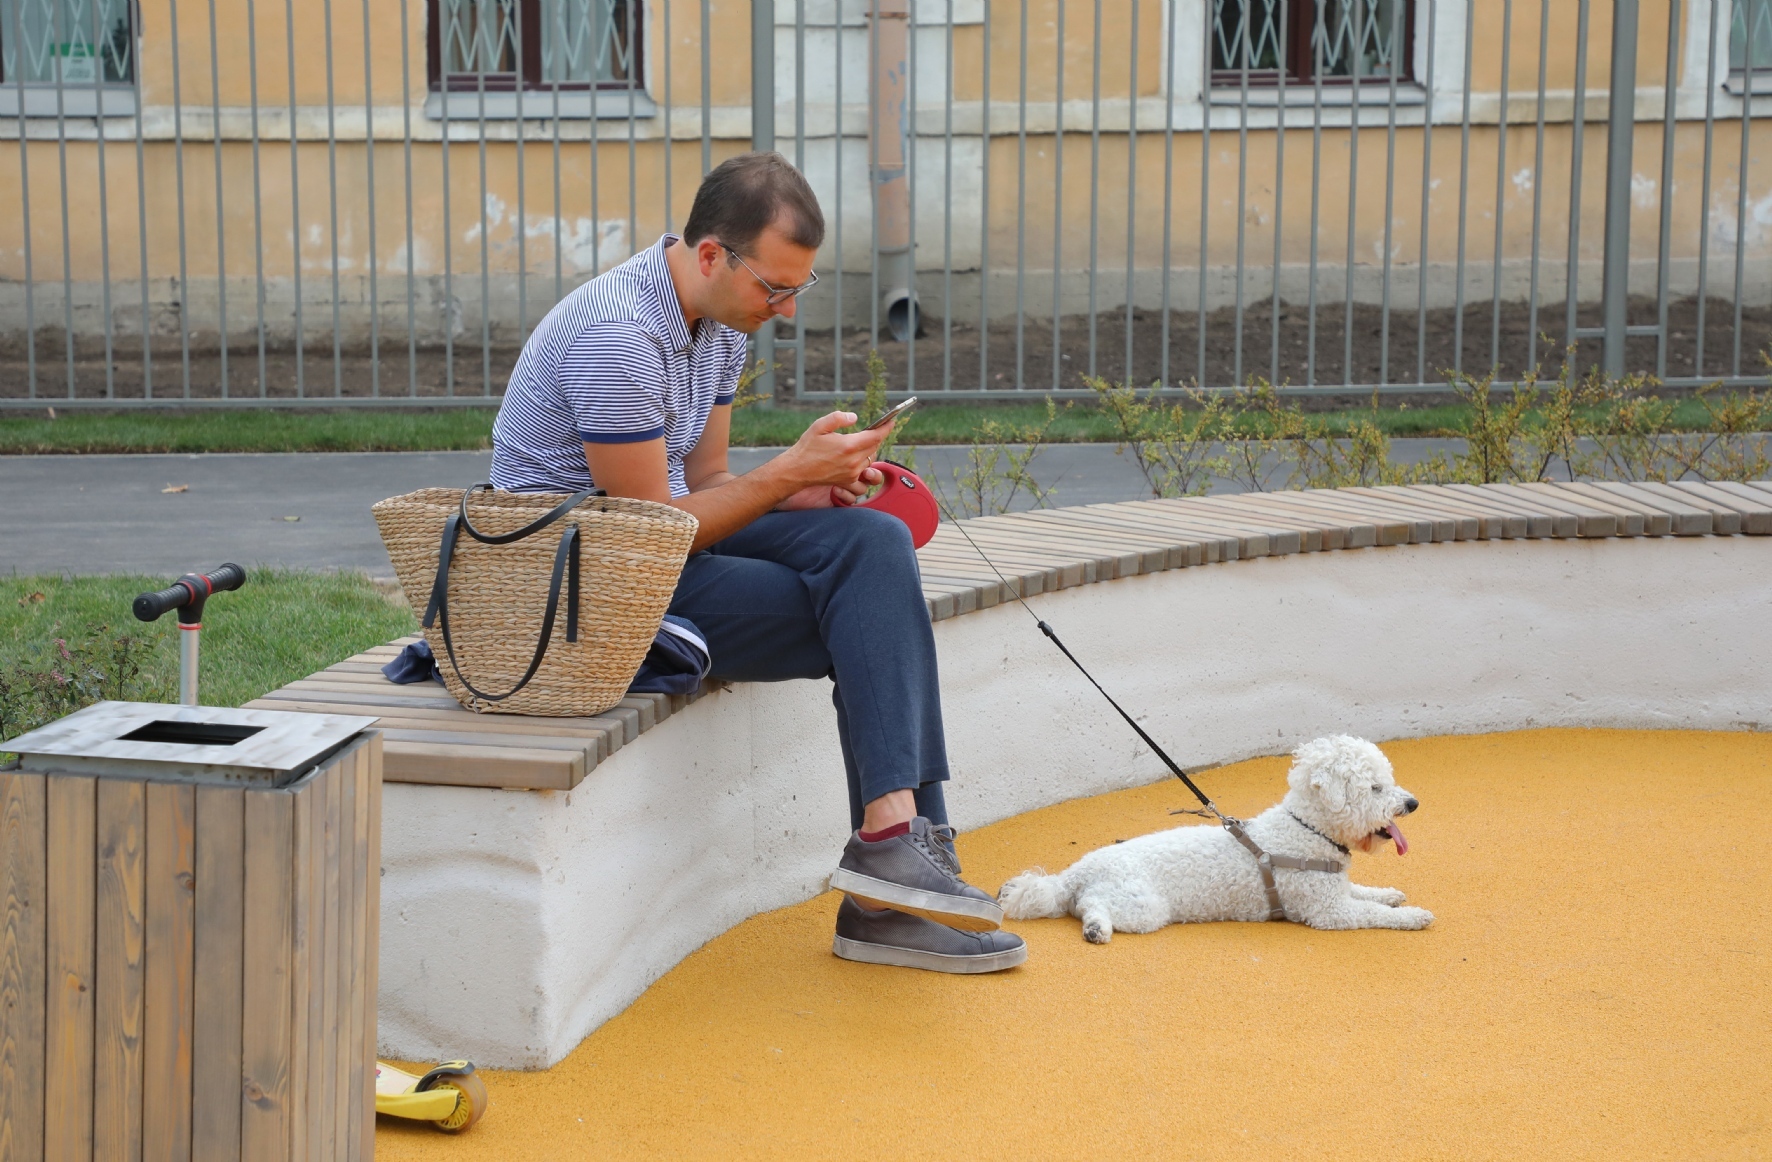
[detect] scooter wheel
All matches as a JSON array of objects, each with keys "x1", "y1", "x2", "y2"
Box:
[{"x1": 430, "y1": 1070, "x2": 490, "y2": 1133}]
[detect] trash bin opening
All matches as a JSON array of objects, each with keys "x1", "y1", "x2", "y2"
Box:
[{"x1": 118, "y1": 720, "x2": 267, "y2": 747}]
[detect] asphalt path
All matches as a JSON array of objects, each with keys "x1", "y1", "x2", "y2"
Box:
[{"x1": 1, "y1": 440, "x2": 1464, "y2": 578}]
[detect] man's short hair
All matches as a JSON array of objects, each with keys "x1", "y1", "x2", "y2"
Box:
[{"x1": 681, "y1": 151, "x2": 825, "y2": 256}]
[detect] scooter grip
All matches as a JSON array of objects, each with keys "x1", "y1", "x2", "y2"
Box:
[
  {"x1": 203, "y1": 563, "x2": 247, "y2": 594},
  {"x1": 132, "y1": 564, "x2": 246, "y2": 622},
  {"x1": 133, "y1": 584, "x2": 192, "y2": 622}
]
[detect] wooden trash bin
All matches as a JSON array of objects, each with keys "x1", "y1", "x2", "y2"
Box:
[{"x1": 1, "y1": 701, "x2": 382, "y2": 1162}]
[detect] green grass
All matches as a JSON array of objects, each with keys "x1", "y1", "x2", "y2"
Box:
[
  {"x1": 0, "y1": 395, "x2": 1751, "y2": 455},
  {"x1": 1, "y1": 571, "x2": 417, "y2": 727}
]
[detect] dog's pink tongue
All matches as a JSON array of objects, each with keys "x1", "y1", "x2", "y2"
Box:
[{"x1": 1387, "y1": 818, "x2": 1409, "y2": 856}]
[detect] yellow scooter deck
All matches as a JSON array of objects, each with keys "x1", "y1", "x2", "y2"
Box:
[{"x1": 374, "y1": 1060, "x2": 489, "y2": 1133}]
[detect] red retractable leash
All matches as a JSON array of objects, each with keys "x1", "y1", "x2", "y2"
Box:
[{"x1": 831, "y1": 460, "x2": 940, "y2": 548}]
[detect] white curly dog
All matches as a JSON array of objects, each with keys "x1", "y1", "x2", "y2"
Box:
[{"x1": 999, "y1": 735, "x2": 1433, "y2": 942}]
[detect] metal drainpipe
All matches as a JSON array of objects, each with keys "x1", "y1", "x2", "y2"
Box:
[
  {"x1": 1601, "y1": 0, "x2": 1639, "y2": 376},
  {"x1": 872, "y1": 0, "x2": 921, "y2": 341}
]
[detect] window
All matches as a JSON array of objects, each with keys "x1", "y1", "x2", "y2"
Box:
[
  {"x1": 1211, "y1": 0, "x2": 1413, "y2": 85},
  {"x1": 426, "y1": 0, "x2": 642, "y2": 94},
  {"x1": 1734, "y1": 0, "x2": 1772, "y2": 75},
  {"x1": 0, "y1": 0, "x2": 134, "y2": 115}
]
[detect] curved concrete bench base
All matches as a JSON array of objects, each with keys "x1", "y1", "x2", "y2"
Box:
[{"x1": 377, "y1": 533, "x2": 1771, "y2": 1068}]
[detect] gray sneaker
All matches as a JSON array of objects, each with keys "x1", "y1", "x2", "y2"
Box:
[
  {"x1": 832, "y1": 896, "x2": 1027, "y2": 974},
  {"x1": 827, "y1": 817, "x2": 1004, "y2": 931}
]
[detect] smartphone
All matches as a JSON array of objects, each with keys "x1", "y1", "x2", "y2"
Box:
[{"x1": 864, "y1": 396, "x2": 918, "y2": 431}]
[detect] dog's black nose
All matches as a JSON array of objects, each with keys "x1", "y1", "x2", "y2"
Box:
[{"x1": 1403, "y1": 797, "x2": 1419, "y2": 814}]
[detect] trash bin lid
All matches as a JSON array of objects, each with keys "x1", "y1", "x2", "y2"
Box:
[{"x1": 4, "y1": 701, "x2": 378, "y2": 788}]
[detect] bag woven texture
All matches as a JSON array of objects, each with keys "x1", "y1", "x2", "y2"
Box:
[{"x1": 373, "y1": 487, "x2": 698, "y2": 717}]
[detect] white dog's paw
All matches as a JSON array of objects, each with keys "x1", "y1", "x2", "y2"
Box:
[
  {"x1": 1082, "y1": 917, "x2": 1113, "y2": 944},
  {"x1": 1393, "y1": 906, "x2": 1434, "y2": 929},
  {"x1": 1371, "y1": 887, "x2": 1407, "y2": 907}
]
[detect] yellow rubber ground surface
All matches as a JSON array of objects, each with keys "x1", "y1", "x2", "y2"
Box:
[{"x1": 376, "y1": 729, "x2": 1771, "y2": 1160}]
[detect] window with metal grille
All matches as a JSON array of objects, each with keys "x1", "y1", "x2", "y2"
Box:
[
  {"x1": 426, "y1": 0, "x2": 642, "y2": 93},
  {"x1": 0, "y1": 0, "x2": 133, "y2": 87},
  {"x1": 1734, "y1": 0, "x2": 1772, "y2": 74},
  {"x1": 1211, "y1": 0, "x2": 1414, "y2": 86}
]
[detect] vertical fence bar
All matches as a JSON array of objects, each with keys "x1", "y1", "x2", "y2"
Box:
[
  {"x1": 400, "y1": 0, "x2": 417, "y2": 395},
  {"x1": 1015, "y1": 0, "x2": 1028, "y2": 387},
  {"x1": 943, "y1": 0, "x2": 954, "y2": 394},
  {"x1": 11, "y1": 0, "x2": 36, "y2": 400},
  {"x1": 1306, "y1": 0, "x2": 1325, "y2": 387},
  {"x1": 1694, "y1": 0, "x2": 1721, "y2": 376},
  {"x1": 1488, "y1": 0, "x2": 1513, "y2": 373},
  {"x1": 1415, "y1": 0, "x2": 1438, "y2": 384},
  {"x1": 1158, "y1": 0, "x2": 1175, "y2": 389},
  {"x1": 868, "y1": 0, "x2": 879, "y2": 351},
  {"x1": 906, "y1": 0, "x2": 917, "y2": 393},
  {"x1": 1600, "y1": 0, "x2": 1638, "y2": 376},
  {"x1": 977, "y1": 0, "x2": 990, "y2": 392},
  {"x1": 625, "y1": 0, "x2": 640, "y2": 265},
  {"x1": 702, "y1": 0, "x2": 712, "y2": 174},
  {"x1": 514, "y1": 0, "x2": 526, "y2": 351},
  {"x1": 1233, "y1": 0, "x2": 1250, "y2": 388},
  {"x1": 590, "y1": 19, "x2": 601, "y2": 281},
  {"x1": 665, "y1": 0, "x2": 675, "y2": 231},
  {"x1": 1123, "y1": 0, "x2": 1139, "y2": 386},
  {"x1": 1196, "y1": 0, "x2": 1212, "y2": 385},
  {"x1": 1728, "y1": 20, "x2": 1752, "y2": 377},
  {"x1": 325, "y1": 0, "x2": 344, "y2": 395},
  {"x1": 440, "y1": 51, "x2": 454, "y2": 397},
  {"x1": 90, "y1": 0, "x2": 114, "y2": 399},
  {"x1": 1452, "y1": 0, "x2": 1475, "y2": 375},
  {"x1": 834, "y1": 0, "x2": 845, "y2": 394},
  {"x1": 285, "y1": 0, "x2": 306, "y2": 396},
  {"x1": 754, "y1": 0, "x2": 776, "y2": 399},
  {"x1": 247, "y1": 0, "x2": 268, "y2": 395},
  {"x1": 475, "y1": 22, "x2": 491, "y2": 396},
  {"x1": 794, "y1": 0, "x2": 807, "y2": 394},
  {"x1": 363, "y1": 0, "x2": 380, "y2": 396},
  {"x1": 1341, "y1": 0, "x2": 1363, "y2": 385},
  {"x1": 1378, "y1": 0, "x2": 1400, "y2": 385},
  {"x1": 1053, "y1": 0, "x2": 1066, "y2": 391},
  {"x1": 1271, "y1": 0, "x2": 1290, "y2": 386},
  {"x1": 1086, "y1": 0, "x2": 1101, "y2": 378},
  {"x1": 130, "y1": 0, "x2": 150, "y2": 399},
  {"x1": 1653, "y1": 0, "x2": 1680, "y2": 380},
  {"x1": 1563, "y1": 0, "x2": 1593, "y2": 362},
  {"x1": 550, "y1": 1, "x2": 563, "y2": 312},
  {"x1": 170, "y1": 0, "x2": 193, "y2": 397},
  {"x1": 205, "y1": 0, "x2": 227, "y2": 397},
  {"x1": 49, "y1": 0, "x2": 72, "y2": 397},
  {"x1": 1526, "y1": 0, "x2": 1550, "y2": 370}
]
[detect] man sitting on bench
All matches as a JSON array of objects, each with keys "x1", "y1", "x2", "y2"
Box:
[{"x1": 488, "y1": 151, "x2": 1026, "y2": 974}]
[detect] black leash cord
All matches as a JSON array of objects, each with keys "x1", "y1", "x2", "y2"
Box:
[{"x1": 931, "y1": 499, "x2": 1222, "y2": 818}]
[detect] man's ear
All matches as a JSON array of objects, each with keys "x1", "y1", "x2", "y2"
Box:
[{"x1": 695, "y1": 238, "x2": 724, "y2": 277}]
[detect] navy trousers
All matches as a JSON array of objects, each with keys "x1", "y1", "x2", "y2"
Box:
[{"x1": 665, "y1": 506, "x2": 950, "y2": 831}]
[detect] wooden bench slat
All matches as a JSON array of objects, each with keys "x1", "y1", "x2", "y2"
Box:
[
  {"x1": 1588, "y1": 482, "x2": 1713, "y2": 534},
  {"x1": 1386, "y1": 486, "x2": 1528, "y2": 538},
  {"x1": 381, "y1": 742, "x2": 583, "y2": 791},
  {"x1": 1695, "y1": 481, "x2": 1772, "y2": 533}
]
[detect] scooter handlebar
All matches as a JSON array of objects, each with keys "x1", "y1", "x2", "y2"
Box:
[{"x1": 133, "y1": 563, "x2": 247, "y2": 623}]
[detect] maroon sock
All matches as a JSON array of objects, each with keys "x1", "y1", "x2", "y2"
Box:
[{"x1": 857, "y1": 820, "x2": 911, "y2": 843}]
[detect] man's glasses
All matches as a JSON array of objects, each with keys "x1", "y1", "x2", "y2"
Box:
[{"x1": 721, "y1": 243, "x2": 819, "y2": 306}]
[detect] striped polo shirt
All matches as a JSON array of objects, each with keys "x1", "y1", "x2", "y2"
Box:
[{"x1": 489, "y1": 234, "x2": 747, "y2": 498}]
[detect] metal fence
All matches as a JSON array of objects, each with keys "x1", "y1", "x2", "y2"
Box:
[{"x1": 1, "y1": 0, "x2": 1769, "y2": 408}]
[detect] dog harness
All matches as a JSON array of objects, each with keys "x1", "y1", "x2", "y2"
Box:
[{"x1": 1223, "y1": 817, "x2": 1347, "y2": 922}]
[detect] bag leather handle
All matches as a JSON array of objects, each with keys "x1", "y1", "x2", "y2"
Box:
[{"x1": 421, "y1": 485, "x2": 589, "y2": 704}]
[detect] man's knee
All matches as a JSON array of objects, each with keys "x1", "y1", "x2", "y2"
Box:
[{"x1": 837, "y1": 506, "x2": 916, "y2": 559}]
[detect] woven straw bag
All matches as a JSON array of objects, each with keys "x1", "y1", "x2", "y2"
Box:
[{"x1": 373, "y1": 485, "x2": 699, "y2": 716}]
